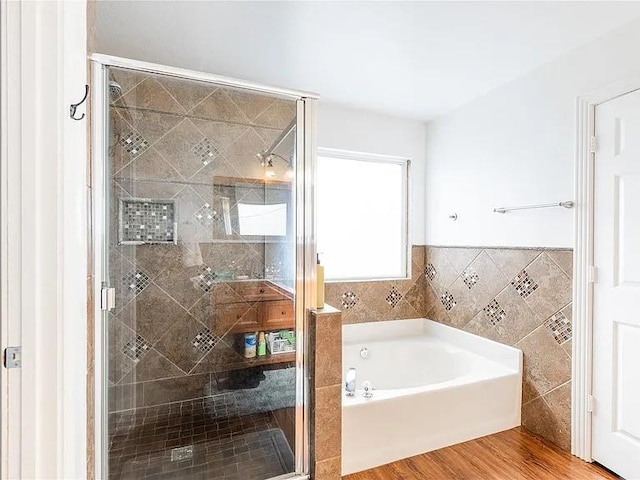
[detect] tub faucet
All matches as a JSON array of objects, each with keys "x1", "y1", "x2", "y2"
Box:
[{"x1": 345, "y1": 367, "x2": 356, "y2": 396}]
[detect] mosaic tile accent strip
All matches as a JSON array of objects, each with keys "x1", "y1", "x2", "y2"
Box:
[
  {"x1": 192, "y1": 138, "x2": 219, "y2": 166},
  {"x1": 386, "y1": 286, "x2": 403, "y2": 308},
  {"x1": 545, "y1": 311, "x2": 572, "y2": 344},
  {"x1": 341, "y1": 291, "x2": 358, "y2": 310},
  {"x1": 194, "y1": 266, "x2": 217, "y2": 292},
  {"x1": 119, "y1": 131, "x2": 150, "y2": 158},
  {"x1": 192, "y1": 328, "x2": 218, "y2": 354},
  {"x1": 440, "y1": 291, "x2": 456, "y2": 311},
  {"x1": 463, "y1": 267, "x2": 479, "y2": 290},
  {"x1": 193, "y1": 203, "x2": 217, "y2": 227},
  {"x1": 122, "y1": 335, "x2": 151, "y2": 362},
  {"x1": 484, "y1": 299, "x2": 507, "y2": 326},
  {"x1": 425, "y1": 263, "x2": 437, "y2": 282},
  {"x1": 511, "y1": 270, "x2": 539, "y2": 298},
  {"x1": 122, "y1": 270, "x2": 151, "y2": 295},
  {"x1": 120, "y1": 199, "x2": 175, "y2": 244}
]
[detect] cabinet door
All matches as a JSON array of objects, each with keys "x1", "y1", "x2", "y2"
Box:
[
  {"x1": 223, "y1": 302, "x2": 261, "y2": 333},
  {"x1": 262, "y1": 300, "x2": 295, "y2": 330}
]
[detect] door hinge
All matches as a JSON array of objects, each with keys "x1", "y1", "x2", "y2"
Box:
[
  {"x1": 588, "y1": 266, "x2": 597, "y2": 284},
  {"x1": 587, "y1": 394, "x2": 595, "y2": 413},
  {"x1": 101, "y1": 287, "x2": 116, "y2": 311},
  {"x1": 3, "y1": 346, "x2": 22, "y2": 369},
  {"x1": 590, "y1": 136, "x2": 598, "y2": 154}
]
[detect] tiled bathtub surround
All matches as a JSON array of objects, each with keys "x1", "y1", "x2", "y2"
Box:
[
  {"x1": 424, "y1": 246, "x2": 573, "y2": 451},
  {"x1": 324, "y1": 245, "x2": 428, "y2": 324}
]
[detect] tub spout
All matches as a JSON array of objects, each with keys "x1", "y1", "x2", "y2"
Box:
[{"x1": 345, "y1": 367, "x2": 356, "y2": 396}]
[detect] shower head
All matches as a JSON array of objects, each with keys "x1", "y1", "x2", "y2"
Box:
[{"x1": 109, "y1": 81, "x2": 123, "y2": 98}]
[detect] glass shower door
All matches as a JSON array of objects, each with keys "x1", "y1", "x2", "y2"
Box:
[{"x1": 100, "y1": 63, "x2": 307, "y2": 480}]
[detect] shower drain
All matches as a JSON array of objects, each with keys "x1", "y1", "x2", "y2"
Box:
[{"x1": 171, "y1": 445, "x2": 194, "y2": 462}]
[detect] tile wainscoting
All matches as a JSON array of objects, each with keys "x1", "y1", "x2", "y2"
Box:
[{"x1": 325, "y1": 245, "x2": 573, "y2": 452}]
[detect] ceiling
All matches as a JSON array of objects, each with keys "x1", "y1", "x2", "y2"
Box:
[{"x1": 96, "y1": 1, "x2": 640, "y2": 121}]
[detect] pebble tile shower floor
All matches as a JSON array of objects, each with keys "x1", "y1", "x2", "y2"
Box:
[{"x1": 108, "y1": 370, "x2": 296, "y2": 480}]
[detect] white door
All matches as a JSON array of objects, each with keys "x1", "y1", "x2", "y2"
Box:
[{"x1": 593, "y1": 88, "x2": 640, "y2": 479}]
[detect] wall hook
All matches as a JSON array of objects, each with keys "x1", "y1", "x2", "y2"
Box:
[
  {"x1": 449, "y1": 213, "x2": 458, "y2": 221},
  {"x1": 70, "y1": 85, "x2": 89, "y2": 120}
]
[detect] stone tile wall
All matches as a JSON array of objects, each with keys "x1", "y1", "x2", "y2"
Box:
[
  {"x1": 309, "y1": 306, "x2": 343, "y2": 480},
  {"x1": 107, "y1": 67, "x2": 297, "y2": 411},
  {"x1": 425, "y1": 246, "x2": 573, "y2": 451}
]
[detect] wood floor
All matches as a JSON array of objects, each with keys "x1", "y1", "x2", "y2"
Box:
[{"x1": 343, "y1": 428, "x2": 619, "y2": 480}]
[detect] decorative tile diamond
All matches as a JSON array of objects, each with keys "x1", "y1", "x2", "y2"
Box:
[
  {"x1": 484, "y1": 299, "x2": 507, "y2": 326},
  {"x1": 120, "y1": 199, "x2": 175, "y2": 244},
  {"x1": 440, "y1": 291, "x2": 456, "y2": 311},
  {"x1": 122, "y1": 270, "x2": 151, "y2": 295},
  {"x1": 462, "y1": 267, "x2": 479, "y2": 290},
  {"x1": 122, "y1": 335, "x2": 151, "y2": 362},
  {"x1": 192, "y1": 328, "x2": 218, "y2": 354},
  {"x1": 193, "y1": 203, "x2": 217, "y2": 227},
  {"x1": 511, "y1": 270, "x2": 539, "y2": 298},
  {"x1": 192, "y1": 138, "x2": 219, "y2": 166},
  {"x1": 545, "y1": 311, "x2": 572, "y2": 344},
  {"x1": 341, "y1": 291, "x2": 358, "y2": 310},
  {"x1": 119, "y1": 131, "x2": 150, "y2": 158},
  {"x1": 425, "y1": 263, "x2": 437, "y2": 281},
  {"x1": 194, "y1": 266, "x2": 217, "y2": 292},
  {"x1": 386, "y1": 286, "x2": 403, "y2": 308}
]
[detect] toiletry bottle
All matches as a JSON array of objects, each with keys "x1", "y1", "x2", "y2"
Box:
[
  {"x1": 257, "y1": 332, "x2": 266, "y2": 357},
  {"x1": 244, "y1": 332, "x2": 257, "y2": 359},
  {"x1": 316, "y1": 253, "x2": 325, "y2": 309}
]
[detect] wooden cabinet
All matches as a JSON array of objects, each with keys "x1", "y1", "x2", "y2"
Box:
[
  {"x1": 262, "y1": 300, "x2": 294, "y2": 330},
  {"x1": 220, "y1": 303, "x2": 260, "y2": 333}
]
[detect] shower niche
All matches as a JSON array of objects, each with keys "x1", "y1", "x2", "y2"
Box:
[{"x1": 99, "y1": 61, "x2": 313, "y2": 480}]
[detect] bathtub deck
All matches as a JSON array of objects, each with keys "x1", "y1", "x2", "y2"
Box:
[{"x1": 342, "y1": 427, "x2": 619, "y2": 480}]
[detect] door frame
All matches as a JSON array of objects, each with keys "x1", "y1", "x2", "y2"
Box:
[
  {"x1": 89, "y1": 54, "x2": 318, "y2": 479},
  {"x1": 573, "y1": 75, "x2": 640, "y2": 461}
]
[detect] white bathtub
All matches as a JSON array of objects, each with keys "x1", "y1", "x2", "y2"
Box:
[{"x1": 342, "y1": 318, "x2": 522, "y2": 475}]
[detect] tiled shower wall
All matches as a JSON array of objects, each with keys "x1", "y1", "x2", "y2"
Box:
[
  {"x1": 108, "y1": 68, "x2": 296, "y2": 411},
  {"x1": 326, "y1": 245, "x2": 573, "y2": 451}
]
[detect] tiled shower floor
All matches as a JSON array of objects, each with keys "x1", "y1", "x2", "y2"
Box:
[{"x1": 108, "y1": 398, "x2": 294, "y2": 480}]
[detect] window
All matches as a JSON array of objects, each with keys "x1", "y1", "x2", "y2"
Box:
[{"x1": 317, "y1": 149, "x2": 410, "y2": 281}]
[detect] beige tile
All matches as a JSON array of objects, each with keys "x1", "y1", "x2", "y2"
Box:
[
  {"x1": 108, "y1": 382, "x2": 143, "y2": 412},
  {"x1": 115, "y1": 178, "x2": 185, "y2": 200},
  {"x1": 492, "y1": 285, "x2": 542, "y2": 346},
  {"x1": 315, "y1": 456, "x2": 341, "y2": 480},
  {"x1": 190, "y1": 117, "x2": 249, "y2": 153},
  {"x1": 543, "y1": 381, "x2": 572, "y2": 451},
  {"x1": 153, "y1": 315, "x2": 209, "y2": 373},
  {"x1": 119, "y1": 244, "x2": 180, "y2": 281},
  {"x1": 424, "y1": 282, "x2": 438, "y2": 315},
  {"x1": 109, "y1": 68, "x2": 149, "y2": 101},
  {"x1": 426, "y1": 298, "x2": 453, "y2": 327},
  {"x1": 425, "y1": 247, "x2": 459, "y2": 294},
  {"x1": 486, "y1": 248, "x2": 542, "y2": 281},
  {"x1": 546, "y1": 249, "x2": 574, "y2": 279},
  {"x1": 190, "y1": 89, "x2": 250, "y2": 124},
  {"x1": 440, "y1": 247, "x2": 481, "y2": 274},
  {"x1": 411, "y1": 245, "x2": 426, "y2": 271},
  {"x1": 391, "y1": 298, "x2": 421, "y2": 321},
  {"x1": 314, "y1": 385, "x2": 342, "y2": 462},
  {"x1": 222, "y1": 128, "x2": 270, "y2": 178},
  {"x1": 463, "y1": 310, "x2": 503, "y2": 344},
  {"x1": 116, "y1": 146, "x2": 184, "y2": 182},
  {"x1": 516, "y1": 326, "x2": 571, "y2": 403},
  {"x1": 116, "y1": 77, "x2": 186, "y2": 114},
  {"x1": 119, "y1": 283, "x2": 192, "y2": 344},
  {"x1": 156, "y1": 76, "x2": 215, "y2": 112},
  {"x1": 122, "y1": 107, "x2": 183, "y2": 145},
  {"x1": 359, "y1": 282, "x2": 395, "y2": 320},
  {"x1": 447, "y1": 251, "x2": 507, "y2": 328},
  {"x1": 142, "y1": 373, "x2": 211, "y2": 407},
  {"x1": 153, "y1": 118, "x2": 217, "y2": 180},
  {"x1": 190, "y1": 336, "x2": 246, "y2": 374},
  {"x1": 522, "y1": 253, "x2": 572, "y2": 321},
  {"x1": 253, "y1": 99, "x2": 297, "y2": 129},
  {"x1": 404, "y1": 274, "x2": 428, "y2": 317},
  {"x1": 153, "y1": 255, "x2": 209, "y2": 311},
  {"x1": 314, "y1": 311, "x2": 343, "y2": 388},
  {"x1": 108, "y1": 317, "x2": 136, "y2": 384},
  {"x1": 226, "y1": 89, "x2": 277, "y2": 122},
  {"x1": 119, "y1": 348, "x2": 185, "y2": 384}
]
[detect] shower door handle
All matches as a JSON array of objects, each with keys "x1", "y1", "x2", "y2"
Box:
[{"x1": 101, "y1": 287, "x2": 116, "y2": 311}]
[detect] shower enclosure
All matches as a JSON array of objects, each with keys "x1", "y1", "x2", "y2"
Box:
[{"x1": 91, "y1": 55, "x2": 317, "y2": 480}]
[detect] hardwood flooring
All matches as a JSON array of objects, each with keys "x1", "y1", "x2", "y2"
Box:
[{"x1": 343, "y1": 428, "x2": 619, "y2": 480}]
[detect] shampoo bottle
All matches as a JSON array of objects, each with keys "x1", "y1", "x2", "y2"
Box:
[
  {"x1": 316, "y1": 253, "x2": 325, "y2": 309},
  {"x1": 257, "y1": 332, "x2": 266, "y2": 357}
]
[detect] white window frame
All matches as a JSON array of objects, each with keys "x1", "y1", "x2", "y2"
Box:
[{"x1": 317, "y1": 147, "x2": 411, "y2": 282}]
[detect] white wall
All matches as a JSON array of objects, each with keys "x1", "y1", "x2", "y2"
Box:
[
  {"x1": 425, "y1": 18, "x2": 640, "y2": 248},
  {"x1": 318, "y1": 103, "x2": 427, "y2": 245}
]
